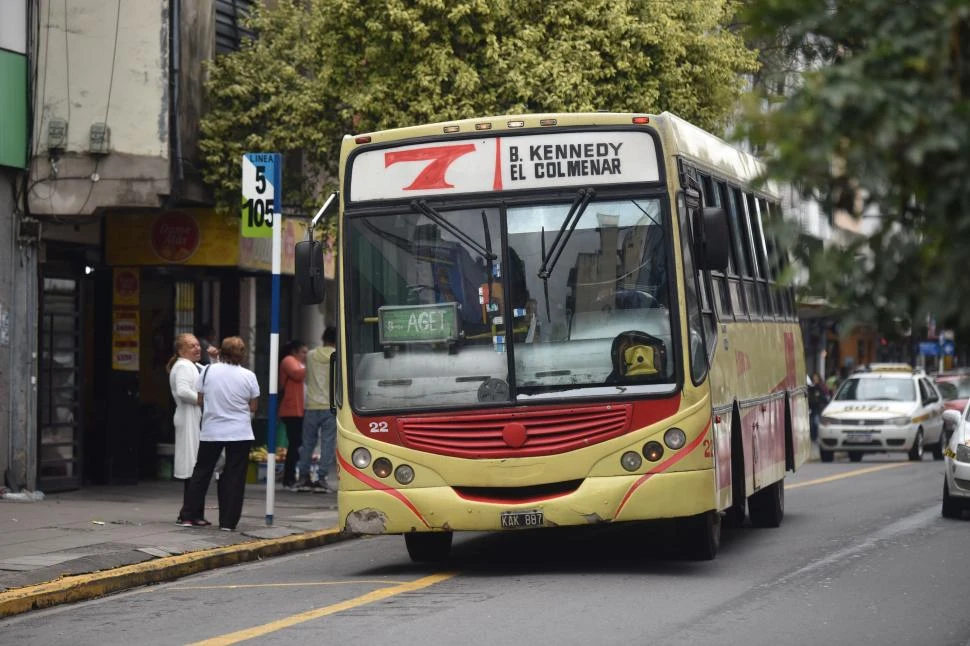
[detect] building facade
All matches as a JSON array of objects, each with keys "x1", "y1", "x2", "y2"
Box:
[{"x1": 18, "y1": 0, "x2": 334, "y2": 492}]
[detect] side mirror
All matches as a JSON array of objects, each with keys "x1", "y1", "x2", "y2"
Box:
[
  {"x1": 942, "y1": 409, "x2": 961, "y2": 430},
  {"x1": 694, "y1": 207, "x2": 730, "y2": 272},
  {"x1": 295, "y1": 239, "x2": 326, "y2": 305}
]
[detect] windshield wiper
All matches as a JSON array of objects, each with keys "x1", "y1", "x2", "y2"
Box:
[
  {"x1": 537, "y1": 187, "x2": 595, "y2": 280},
  {"x1": 410, "y1": 200, "x2": 496, "y2": 261}
]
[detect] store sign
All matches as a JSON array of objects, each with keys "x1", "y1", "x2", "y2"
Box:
[
  {"x1": 112, "y1": 268, "x2": 140, "y2": 371},
  {"x1": 349, "y1": 131, "x2": 659, "y2": 202},
  {"x1": 106, "y1": 210, "x2": 238, "y2": 268}
]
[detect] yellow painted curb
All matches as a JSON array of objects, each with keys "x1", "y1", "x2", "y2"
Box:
[{"x1": 0, "y1": 527, "x2": 351, "y2": 619}]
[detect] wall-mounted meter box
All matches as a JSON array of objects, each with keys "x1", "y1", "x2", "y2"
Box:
[
  {"x1": 47, "y1": 118, "x2": 68, "y2": 151},
  {"x1": 89, "y1": 122, "x2": 110, "y2": 155}
]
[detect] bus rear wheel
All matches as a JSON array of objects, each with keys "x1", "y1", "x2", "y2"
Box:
[
  {"x1": 748, "y1": 479, "x2": 784, "y2": 528},
  {"x1": 404, "y1": 531, "x2": 453, "y2": 562},
  {"x1": 679, "y1": 510, "x2": 720, "y2": 561}
]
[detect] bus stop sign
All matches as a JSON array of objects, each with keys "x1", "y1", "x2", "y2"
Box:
[{"x1": 241, "y1": 153, "x2": 281, "y2": 238}]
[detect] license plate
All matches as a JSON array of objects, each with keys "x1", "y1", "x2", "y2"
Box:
[
  {"x1": 847, "y1": 433, "x2": 872, "y2": 443},
  {"x1": 500, "y1": 510, "x2": 544, "y2": 528}
]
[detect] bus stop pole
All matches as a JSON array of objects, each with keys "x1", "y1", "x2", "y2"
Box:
[{"x1": 265, "y1": 161, "x2": 282, "y2": 526}]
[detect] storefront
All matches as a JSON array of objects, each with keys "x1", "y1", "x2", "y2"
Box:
[{"x1": 85, "y1": 208, "x2": 325, "y2": 484}]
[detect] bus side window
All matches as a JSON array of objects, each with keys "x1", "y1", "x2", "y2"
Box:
[
  {"x1": 678, "y1": 198, "x2": 710, "y2": 383},
  {"x1": 717, "y1": 180, "x2": 748, "y2": 319},
  {"x1": 752, "y1": 197, "x2": 776, "y2": 317}
]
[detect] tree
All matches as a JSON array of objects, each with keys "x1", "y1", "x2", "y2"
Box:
[
  {"x1": 199, "y1": 0, "x2": 757, "y2": 220},
  {"x1": 738, "y1": 0, "x2": 970, "y2": 334}
]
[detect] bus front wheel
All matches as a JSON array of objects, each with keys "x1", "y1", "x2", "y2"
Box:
[
  {"x1": 678, "y1": 510, "x2": 720, "y2": 561},
  {"x1": 404, "y1": 531, "x2": 453, "y2": 563}
]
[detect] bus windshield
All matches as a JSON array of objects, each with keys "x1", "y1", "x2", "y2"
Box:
[{"x1": 346, "y1": 197, "x2": 676, "y2": 412}]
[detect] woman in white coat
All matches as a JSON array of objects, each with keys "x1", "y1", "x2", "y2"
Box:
[{"x1": 167, "y1": 333, "x2": 203, "y2": 523}]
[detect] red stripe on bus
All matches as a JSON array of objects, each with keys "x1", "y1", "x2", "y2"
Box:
[
  {"x1": 337, "y1": 453, "x2": 431, "y2": 529},
  {"x1": 613, "y1": 419, "x2": 712, "y2": 518},
  {"x1": 493, "y1": 137, "x2": 503, "y2": 190}
]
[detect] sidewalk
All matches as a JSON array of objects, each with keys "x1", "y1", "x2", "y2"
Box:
[{"x1": 0, "y1": 479, "x2": 347, "y2": 618}]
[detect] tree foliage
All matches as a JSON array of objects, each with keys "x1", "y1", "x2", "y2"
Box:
[
  {"x1": 738, "y1": 0, "x2": 970, "y2": 336},
  {"x1": 199, "y1": 0, "x2": 757, "y2": 220}
]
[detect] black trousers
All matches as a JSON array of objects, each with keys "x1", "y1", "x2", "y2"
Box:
[
  {"x1": 179, "y1": 439, "x2": 252, "y2": 529},
  {"x1": 281, "y1": 417, "x2": 303, "y2": 486}
]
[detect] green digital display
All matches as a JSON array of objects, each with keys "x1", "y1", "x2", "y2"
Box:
[{"x1": 378, "y1": 303, "x2": 459, "y2": 345}]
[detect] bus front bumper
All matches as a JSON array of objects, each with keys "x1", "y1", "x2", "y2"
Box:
[{"x1": 339, "y1": 468, "x2": 718, "y2": 534}]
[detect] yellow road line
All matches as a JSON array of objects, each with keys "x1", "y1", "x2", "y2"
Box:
[
  {"x1": 173, "y1": 579, "x2": 405, "y2": 591},
  {"x1": 189, "y1": 572, "x2": 457, "y2": 646},
  {"x1": 788, "y1": 462, "x2": 910, "y2": 490}
]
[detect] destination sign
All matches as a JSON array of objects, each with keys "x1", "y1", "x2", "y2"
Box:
[
  {"x1": 378, "y1": 302, "x2": 459, "y2": 345},
  {"x1": 349, "y1": 131, "x2": 659, "y2": 201}
]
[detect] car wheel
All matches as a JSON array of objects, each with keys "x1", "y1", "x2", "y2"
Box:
[
  {"x1": 819, "y1": 449, "x2": 834, "y2": 463},
  {"x1": 748, "y1": 479, "x2": 785, "y2": 528},
  {"x1": 848, "y1": 451, "x2": 863, "y2": 463},
  {"x1": 404, "y1": 531, "x2": 453, "y2": 562},
  {"x1": 908, "y1": 429, "x2": 924, "y2": 461},
  {"x1": 678, "y1": 510, "x2": 720, "y2": 560},
  {"x1": 942, "y1": 478, "x2": 963, "y2": 519}
]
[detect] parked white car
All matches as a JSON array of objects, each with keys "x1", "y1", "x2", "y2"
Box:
[
  {"x1": 818, "y1": 365, "x2": 946, "y2": 463},
  {"x1": 942, "y1": 407, "x2": 970, "y2": 519}
]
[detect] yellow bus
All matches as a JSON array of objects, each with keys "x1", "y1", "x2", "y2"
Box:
[{"x1": 297, "y1": 112, "x2": 810, "y2": 561}]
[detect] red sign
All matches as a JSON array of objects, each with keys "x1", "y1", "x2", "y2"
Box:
[{"x1": 151, "y1": 211, "x2": 200, "y2": 263}]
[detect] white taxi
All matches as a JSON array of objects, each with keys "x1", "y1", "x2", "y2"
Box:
[
  {"x1": 942, "y1": 405, "x2": 970, "y2": 518},
  {"x1": 818, "y1": 365, "x2": 946, "y2": 463}
]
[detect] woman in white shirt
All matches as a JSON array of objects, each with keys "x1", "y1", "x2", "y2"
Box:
[
  {"x1": 167, "y1": 334, "x2": 202, "y2": 522},
  {"x1": 179, "y1": 336, "x2": 260, "y2": 531}
]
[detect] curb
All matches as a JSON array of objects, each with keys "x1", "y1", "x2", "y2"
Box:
[{"x1": 0, "y1": 527, "x2": 353, "y2": 619}]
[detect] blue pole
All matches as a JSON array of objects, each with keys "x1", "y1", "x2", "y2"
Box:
[{"x1": 265, "y1": 154, "x2": 283, "y2": 526}]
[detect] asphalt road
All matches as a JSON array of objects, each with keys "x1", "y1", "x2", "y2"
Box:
[{"x1": 4, "y1": 454, "x2": 969, "y2": 646}]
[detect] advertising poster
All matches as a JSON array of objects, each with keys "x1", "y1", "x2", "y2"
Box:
[{"x1": 112, "y1": 267, "x2": 140, "y2": 371}]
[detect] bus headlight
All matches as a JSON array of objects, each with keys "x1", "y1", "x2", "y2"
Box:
[
  {"x1": 642, "y1": 441, "x2": 664, "y2": 462},
  {"x1": 373, "y1": 457, "x2": 393, "y2": 478},
  {"x1": 664, "y1": 428, "x2": 687, "y2": 450},
  {"x1": 352, "y1": 448, "x2": 372, "y2": 469},
  {"x1": 620, "y1": 451, "x2": 642, "y2": 472},
  {"x1": 394, "y1": 464, "x2": 415, "y2": 485}
]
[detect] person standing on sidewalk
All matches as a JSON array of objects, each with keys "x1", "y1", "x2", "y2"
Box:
[
  {"x1": 808, "y1": 372, "x2": 831, "y2": 442},
  {"x1": 179, "y1": 336, "x2": 260, "y2": 531},
  {"x1": 279, "y1": 339, "x2": 308, "y2": 489},
  {"x1": 167, "y1": 333, "x2": 203, "y2": 521},
  {"x1": 295, "y1": 327, "x2": 337, "y2": 493}
]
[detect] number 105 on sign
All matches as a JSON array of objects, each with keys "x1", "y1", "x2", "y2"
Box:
[{"x1": 243, "y1": 196, "x2": 275, "y2": 230}]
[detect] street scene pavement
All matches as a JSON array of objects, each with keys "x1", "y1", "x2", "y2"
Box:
[{"x1": 0, "y1": 479, "x2": 343, "y2": 617}]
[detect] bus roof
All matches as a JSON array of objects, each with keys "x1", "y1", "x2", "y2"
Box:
[{"x1": 652, "y1": 112, "x2": 767, "y2": 187}]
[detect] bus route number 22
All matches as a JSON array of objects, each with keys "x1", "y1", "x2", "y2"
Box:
[{"x1": 368, "y1": 421, "x2": 389, "y2": 433}]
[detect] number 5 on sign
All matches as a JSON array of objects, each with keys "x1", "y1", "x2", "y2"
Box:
[{"x1": 241, "y1": 153, "x2": 281, "y2": 238}]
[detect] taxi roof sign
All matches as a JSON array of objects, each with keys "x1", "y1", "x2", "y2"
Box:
[{"x1": 854, "y1": 363, "x2": 923, "y2": 375}]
